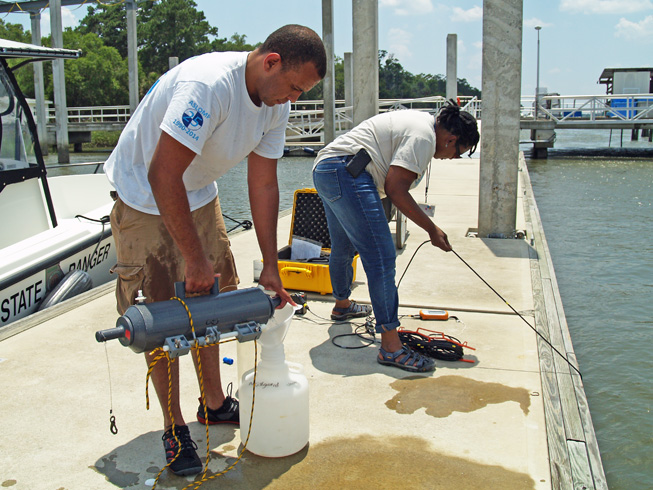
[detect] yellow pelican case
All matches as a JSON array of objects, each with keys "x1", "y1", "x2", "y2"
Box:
[{"x1": 274, "y1": 188, "x2": 358, "y2": 295}]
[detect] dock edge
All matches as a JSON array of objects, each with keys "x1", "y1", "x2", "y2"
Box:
[{"x1": 519, "y1": 152, "x2": 608, "y2": 490}]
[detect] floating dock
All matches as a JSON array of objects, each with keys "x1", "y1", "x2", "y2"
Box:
[{"x1": 0, "y1": 153, "x2": 606, "y2": 489}]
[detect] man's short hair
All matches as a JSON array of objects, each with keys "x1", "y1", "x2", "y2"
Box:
[{"x1": 260, "y1": 24, "x2": 327, "y2": 79}]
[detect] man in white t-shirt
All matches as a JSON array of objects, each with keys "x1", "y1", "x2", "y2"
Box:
[{"x1": 105, "y1": 24, "x2": 325, "y2": 476}]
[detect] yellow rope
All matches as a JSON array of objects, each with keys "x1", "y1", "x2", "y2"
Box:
[
  {"x1": 185, "y1": 340, "x2": 258, "y2": 490},
  {"x1": 144, "y1": 296, "x2": 258, "y2": 490},
  {"x1": 145, "y1": 349, "x2": 167, "y2": 410},
  {"x1": 150, "y1": 352, "x2": 177, "y2": 485}
]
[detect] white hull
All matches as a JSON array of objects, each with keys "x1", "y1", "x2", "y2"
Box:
[
  {"x1": 0, "y1": 40, "x2": 116, "y2": 327},
  {"x1": 0, "y1": 174, "x2": 116, "y2": 327}
]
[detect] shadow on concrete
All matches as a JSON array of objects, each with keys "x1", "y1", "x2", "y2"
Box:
[
  {"x1": 93, "y1": 423, "x2": 309, "y2": 489},
  {"x1": 308, "y1": 321, "x2": 477, "y2": 379},
  {"x1": 477, "y1": 237, "x2": 536, "y2": 259}
]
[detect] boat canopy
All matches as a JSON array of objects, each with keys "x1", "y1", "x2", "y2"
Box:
[
  {"x1": 0, "y1": 38, "x2": 81, "y2": 228},
  {"x1": 0, "y1": 40, "x2": 59, "y2": 226},
  {"x1": 0, "y1": 38, "x2": 80, "y2": 60}
]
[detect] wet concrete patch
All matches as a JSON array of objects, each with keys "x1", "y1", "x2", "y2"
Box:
[
  {"x1": 92, "y1": 426, "x2": 241, "y2": 489},
  {"x1": 92, "y1": 453, "x2": 140, "y2": 488},
  {"x1": 386, "y1": 375, "x2": 531, "y2": 417},
  {"x1": 186, "y1": 435, "x2": 535, "y2": 489}
]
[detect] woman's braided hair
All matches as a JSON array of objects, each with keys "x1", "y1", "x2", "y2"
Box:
[{"x1": 436, "y1": 99, "x2": 480, "y2": 157}]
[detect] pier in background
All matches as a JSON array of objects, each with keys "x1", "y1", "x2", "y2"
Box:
[{"x1": 38, "y1": 93, "x2": 653, "y2": 156}]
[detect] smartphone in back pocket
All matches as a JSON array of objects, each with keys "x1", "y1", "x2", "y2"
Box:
[{"x1": 345, "y1": 148, "x2": 371, "y2": 178}]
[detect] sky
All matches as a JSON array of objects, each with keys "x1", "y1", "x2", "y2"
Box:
[{"x1": 3, "y1": 0, "x2": 653, "y2": 96}]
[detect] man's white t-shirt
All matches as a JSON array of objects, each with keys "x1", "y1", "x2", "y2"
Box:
[
  {"x1": 314, "y1": 110, "x2": 436, "y2": 197},
  {"x1": 105, "y1": 51, "x2": 289, "y2": 214}
]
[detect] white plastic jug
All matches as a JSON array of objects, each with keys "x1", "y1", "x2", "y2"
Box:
[
  {"x1": 236, "y1": 339, "x2": 256, "y2": 392},
  {"x1": 238, "y1": 303, "x2": 309, "y2": 457}
]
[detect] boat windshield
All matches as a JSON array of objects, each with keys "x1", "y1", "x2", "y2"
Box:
[{"x1": 0, "y1": 64, "x2": 37, "y2": 173}]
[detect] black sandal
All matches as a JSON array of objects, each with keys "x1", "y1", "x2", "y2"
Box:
[
  {"x1": 378, "y1": 345, "x2": 436, "y2": 372},
  {"x1": 331, "y1": 300, "x2": 372, "y2": 320}
]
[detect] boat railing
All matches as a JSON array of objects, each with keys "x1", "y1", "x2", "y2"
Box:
[{"x1": 46, "y1": 161, "x2": 105, "y2": 174}]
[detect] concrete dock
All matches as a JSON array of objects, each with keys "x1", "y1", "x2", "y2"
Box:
[{"x1": 0, "y1": 154, "x2": 605, "y2": 489}]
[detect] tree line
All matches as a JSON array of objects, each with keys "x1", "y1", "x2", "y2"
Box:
[{"x1": 0, "y1": 0, "x2": 480, "y2": 107}]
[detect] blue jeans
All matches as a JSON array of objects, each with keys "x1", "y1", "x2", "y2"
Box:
[{"x1": 313, "y1": 156, "x2": 400, "y2": 333}]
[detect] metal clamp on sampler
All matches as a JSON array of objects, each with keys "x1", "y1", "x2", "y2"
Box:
[{"x1": 95, "y1": 278, "x2": 281, "y2": 358}]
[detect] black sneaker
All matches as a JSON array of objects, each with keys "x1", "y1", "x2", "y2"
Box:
[
  {"x1": 161, "y1": 425, "x2": 203, "y2": 476},
  {"x1": 196, "y1": 382, "x2": 240, "y2": 425}
]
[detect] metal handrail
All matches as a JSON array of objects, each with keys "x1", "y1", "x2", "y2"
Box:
[
  {"x1": 46, "y1": 161, "x2": 105, "y2": 174},
  {"x1": 46, "y1": 105, "x2": 131, "y2": 124},
  {"x1": 36, "y1": 94, "x2": 652, "y2": 138},
  {"x1": 520, "y1": 93, "x2": 653, "y2": 123}
]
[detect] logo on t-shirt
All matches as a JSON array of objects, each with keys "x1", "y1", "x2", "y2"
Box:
[
  {"x1": 182, "y1": 108, "x2": 203, "y2": 130},
  {"x1": 173, "y1": 101, "x2": 211, "y2": 142}
]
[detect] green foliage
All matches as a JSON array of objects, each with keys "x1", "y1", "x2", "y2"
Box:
[
  {"x1": 79, "y1": 0, "x2": 218, "y2": 92},
  {"x1": 0, "y1": 19, "x2": 31, "y2": 44},
  {"x1": 378, "y1": 50, "x2": 481, "y2": 100},
  {"x1": 1, "y1": 2, "x2": 481, "y2": 111},
  {"x1": 0, "y1": 19, "x2": 129, "y2": 106},
  {"x1": 0, "y1": 19, "x2": 34, "y2": 93},
  {"x1": 60, "y1": 30, "x2": 129, "y2": 106},
  {"x1": 211, "y1": 33, "x2": 258, "y2": 52},
  {"x1": 78, "y1": 2, "x2": 132, "y2": 58},
  {"x1": 138, "y1": 0, "x2": 217, "y2": 75},
  {"x1": 90, "y1": 130, "x2": 121, "y2": 148},
  {"x1": 300, "y1": 51, "x2": 480, "y2": 102}
]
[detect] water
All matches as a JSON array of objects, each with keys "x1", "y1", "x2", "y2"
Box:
[
  {"x1": 43, "y1": 152, "x2": 317, "y2": 229},
  {"x1": 50, "y1": 130, "x2": 653, "y2": 487},
  {"x1": 523, "y1": 129, "x2": 653, "y2": 490},
  {"x1": 215, "y1": 156, "x2": 316, "y2": 231}
]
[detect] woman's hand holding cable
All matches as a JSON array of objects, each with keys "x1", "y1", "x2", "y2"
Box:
[{"x1": 428, "y1": 225, "x2": 452, "y2": 252}]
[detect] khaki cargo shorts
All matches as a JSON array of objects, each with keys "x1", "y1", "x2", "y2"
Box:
[{"x1": 109, "y1": 196, "x2": 239, "y2": 315}]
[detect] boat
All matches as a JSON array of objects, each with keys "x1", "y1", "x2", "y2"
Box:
[{"x1": 0, "y1": 39, "x2": 116, "y2": 327}]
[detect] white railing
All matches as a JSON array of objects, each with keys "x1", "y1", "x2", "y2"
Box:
[
  {"x1": 377, "y1": 95, "x2": 481, "y2": 118},
  {"x1": 286, "y1": 95, "x2": 481, "y2": 141},
  {"x1": 520, "y1": 94, "x2": 653, "y2": 123},
  {"x1": 40, "y1": 94, "x2": 653, "y2": 134},
  {"x1": 286, "y1": 103, "x2": 353, "y2": 141},
  {"x1": 47, "y1": 105, "x2": 131, "y2": 124}
]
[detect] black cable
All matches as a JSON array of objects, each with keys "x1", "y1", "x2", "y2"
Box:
[
  {"x1": 398, "y1": 330, "x2": 465, "y2": 362},
  {"x1": 452, "y1": 249, "x2": 582, "y2": 378},
  {"x1": 294, "y1": 303, "x2": 369, "y2": 328},
  {"x1": 327, "y1": 240, "x2": 443, "y2": 352},
  {"x1": 394, "y1": 240, "x2": 582, "y2": 377},
  {"x1": 222, "y1": 213, "x2": 252, "y2": 233},
  {"x1": 331, "y1": 324, "x2": 376, "y2": 349},
  {"x1": 298, "y1": 303, "x2": 376, "y2": 349},
  {"x1": 75, "y1": 214, "x2": 110, "y2": 271},
  {"x1": 396, "y1": 239, "x2": 431, "y2": 289}
]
